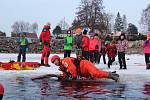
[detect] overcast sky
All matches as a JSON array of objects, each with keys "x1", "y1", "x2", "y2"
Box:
[{"x1": 0, "y1": 0, "x2": 149, "y2": 36}]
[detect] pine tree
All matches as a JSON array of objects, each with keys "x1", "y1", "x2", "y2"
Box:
[
  {"x1": 114, "y1": 12, "x2": 123, "y2": 32},
  {"x1": 127, "y1": 23, "x2": 138, "y2": 35},
  {"x1": 72, "y1": 0, "x2": 109, "y2": 32},
  {"x1": 122, "y1": 14, "x2": 127, "y2": 32},
  {"x1": 52, "y1": 26, "x2": 62, "y2": 37}
]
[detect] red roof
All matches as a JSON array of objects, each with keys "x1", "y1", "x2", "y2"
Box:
[{"x1": 26, "y1": 33, "x2": 38, "y2": 39}]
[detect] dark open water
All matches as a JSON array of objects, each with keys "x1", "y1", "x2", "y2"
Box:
[{"x1": 1, "y1": 77, "x2": 150, "y2": 100}]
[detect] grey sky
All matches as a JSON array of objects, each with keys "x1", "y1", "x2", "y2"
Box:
[{"x1": 0, "y1": 0, "x2": 149, "y2": 36}]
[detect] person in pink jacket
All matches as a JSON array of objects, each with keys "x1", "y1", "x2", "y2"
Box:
[
  {"x1": 94, "y1": 33, "x2": 101, "y2": 64},
  {"x1": 89, "y1": 33, "x2": 95, "y2": 63},
  {"x1": 82, "y1": 29, "x2": 90, "y2": 60},
  {"x1": 89, "y1": 33, "x2": 101, "y2": 63},
  {"x1": 144, "y1": 33, "x2": 150, "y2": 69}
]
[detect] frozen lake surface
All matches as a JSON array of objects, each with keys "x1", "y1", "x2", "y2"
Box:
[{"x1": 0, "y1": 53, "x2": 150, "y2": 100}]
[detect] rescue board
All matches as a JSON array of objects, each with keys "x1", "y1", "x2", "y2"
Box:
[{"x1": 0, "y1": 61, "x2": 40, "y2": 70}]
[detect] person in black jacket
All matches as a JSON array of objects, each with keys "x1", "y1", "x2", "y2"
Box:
[{"x1": 74, "y1": 28, "x2": 83, "y2": 57}]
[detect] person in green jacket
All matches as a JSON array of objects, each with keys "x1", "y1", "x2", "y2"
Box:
[
  {"x1": 17, "y1": 33, "x2": 28, "y2": 62},
  {"x1": 64, "y1": 30, "x2": 73, "y2": 58}
]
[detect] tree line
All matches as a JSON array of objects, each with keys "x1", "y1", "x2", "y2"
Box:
[
  {"x1": 10, "y1": 0, "x2": 150, "y2": 37},
  {"x1": 11, "y1": 21, "x2": 38, "y2": 34}
]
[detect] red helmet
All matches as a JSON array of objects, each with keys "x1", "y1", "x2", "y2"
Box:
[
  {"x1": 43, "y1": 25, "x2": 50, "y2": 29},
  {"x1": 51, "y1": 55, "x2": 60, "y2": 63}
]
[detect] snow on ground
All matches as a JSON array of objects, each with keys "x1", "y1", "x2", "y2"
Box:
[{"x1": 0, "y1": 53, "x2": 149, "y2": 82}]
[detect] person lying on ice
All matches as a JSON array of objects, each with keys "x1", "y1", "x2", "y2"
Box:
[{"x1": 51, "y1": 55, "x2": 119, "y2": 82}]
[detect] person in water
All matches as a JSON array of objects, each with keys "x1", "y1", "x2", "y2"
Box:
[{"x1": 51, "y1": 55, "x2": 119, "y2": 82}]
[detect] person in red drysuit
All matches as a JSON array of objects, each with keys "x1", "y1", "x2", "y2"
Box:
[
  {"x1": 40, "y1": 23, "x2": 51, "y2": 67},
  {"x1": 51, "y1": 55, "x2": 119, "y2": 82}
]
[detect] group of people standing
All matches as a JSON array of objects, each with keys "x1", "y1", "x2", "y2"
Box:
[
  {"x1": 63, "y1": 27, "x2": 129, "y2": 70},
  {"x1": 16, "y1": 23, "x2": 150, "y2": 71}
]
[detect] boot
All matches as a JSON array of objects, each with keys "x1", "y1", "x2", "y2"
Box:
[
  {"x1": 111, "y1": 71, "x2": 116, "y2": 73},
  {"x1": 146, "y1": 63, "x2": 150, "y2": 70},
  {"x1": 108, "y1": 72, "x2": 119, "y2": 82},
  {"x1": 40, "y1": 59, "x2": 45, "y2": 66},
  {"x1": 45, "y1": 57, "x2": 50, "y2": 67},
  {"x1": 44, "y1": 64, "x2": 50, "y2": 67}
]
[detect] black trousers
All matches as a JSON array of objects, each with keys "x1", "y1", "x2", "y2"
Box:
[
  {"x1": 118, "y1": 52, "x2": 127, "y2": 69},
  {"x1": 89, "y1": 51, "x2": 95, "y2": 63},
  {"x1": 82, "y1": 51, "x2": 89, "y2": 60},
  {"x1": 64, "y1": 50, "x2": 71, "y2": 58},
  {"x1": 17, "y1": 49, "x2": 26, "y2": 62},
  {"x1": 99, "y1": 53, "x2": 106, "y2": 64},
  {"x1": 145, "y1": 53, "x2": 150, "y2": 64},
  {"x1": 108, "y1": 57, "x2": 115, "y2": 68},
  {"x1": 0, "y1": 95, "x2": 3, "y2": 100},
  {"x1": 94, "y1": 51, "x2": 100, "y2": 64}
]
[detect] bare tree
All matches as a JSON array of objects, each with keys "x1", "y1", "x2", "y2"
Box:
[
  {"x1": 140, "y1": 4, "x2": 150, "y2": 33},
  {"x1": 31, "y1": 22, "x2": 38, "y2": 33},
  {"x1": 11, "y1": 21, "x2": 38, "y2": 33},
  {"x1": 11, "y1": 21, "x2": 20, "y2": 33}
]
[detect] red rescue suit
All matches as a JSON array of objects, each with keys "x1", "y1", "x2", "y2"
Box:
[
  {"x1": 40, "y1": 25, "x2": 51, "y2": 65},
  {"x1": 59, "y1": 57, "x2": 109, "y2": 79}
]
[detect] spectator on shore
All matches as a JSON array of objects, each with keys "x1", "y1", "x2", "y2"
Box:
[
  {"x1": 143, "y1": 33, "x2": 150, "y2": 69},
  {"x1": 117, "y1": 33, "x2": 128, "y2": 69},
  {"x1": 64, "y1": 30, "x2": 73, "y2": 58},
  {"x1": 17, "y1": 33, "x2": 28, "y2": 62},
  {"x1": 82, "y1": 29, "x2": 90, "y2": 60},
  {"x1": 74, "y1": 27, "x2": 83, "y2": 57},
  {"x1": 105, "y1": 40, "x2": 117, "y2": 68},
  {"x1": 93, "y1": 33, "x2": 101, "y2": 64},
  {"x1": 99, "y1": 38, "x2": 106, "y2": 64}
]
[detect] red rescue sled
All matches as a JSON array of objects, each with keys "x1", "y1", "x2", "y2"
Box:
[{"x1": 0, "y1": 61, "x2": 40, "y2": 70}]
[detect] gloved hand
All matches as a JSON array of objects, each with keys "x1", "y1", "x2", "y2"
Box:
[
  {"x1": 145, "y1": 40, "x2": 149, "y2": 44},
  {"x1": 39, "y1": 42, "x2": 42, "y2": 45},
  {"x1": 95, "y1": 45, "x2": 99, "y2": 49},
  {"x1": 44, "y1": 41, "x2": 49, "y2": 46},
  {"x1": 70, "y1": 43, "x2": 73, "y2": 46},
  {"x1": 58, "y1": 76, "x2": 68, "y2": 81},
  {"x1": 26, "y1": 47, "x2": 29, "y2": 52},
  {"x1": 72, "y1": 77, "x2": 77, "y2": 80}
]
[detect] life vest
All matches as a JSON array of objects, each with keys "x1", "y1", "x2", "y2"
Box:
[{"x1": 72, "y1": 56, "x2": 85, "y2": 77}]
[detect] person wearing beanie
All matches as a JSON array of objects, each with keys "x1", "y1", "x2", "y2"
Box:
[
  {"x1": 64, "y1": 30, "x2": 73, "y2": 58},
  {"x1": 143, "y1": 33, "x2": 150, "y2": 69},
  {"x1": 93, "y1": 33, "x2": 101, "y2": 64},
  {"x1": 117, "y1": 33, "x2": 128, "y2": 69},
  {"x1": 105, "y1": 34, "x2": 112, "y2": 47},
  {"x1": 74, "y1": 27, "x2": 83, "y2": 57},
  {"x1": 39, "y1": 23, "x2": 51, "y2": 67},
  {"x1": 82, "y1": 29, "x2": 90, "y2": 60},
  {"x1": 17, "y1": 33, "x2": 28, "y2": 62},
  {"x1": 99, "y1": 38, "x2": 107, "y2": 64},
  {"x1": 105, "y1": 40, "x2": 117, "y2": 68},
  {"x1": 89, "y1": 33, "x2": 96, "y2": 63},
  {"x1": 51, "y1": 55, "x2": 119, "y2": 82}
]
